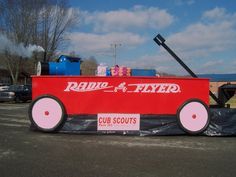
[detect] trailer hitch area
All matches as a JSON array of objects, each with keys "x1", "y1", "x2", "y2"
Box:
[{"x1": 218, "y1": 84, "x2": 236, "y2": 107}]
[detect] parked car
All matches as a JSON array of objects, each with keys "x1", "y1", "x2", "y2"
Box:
[
  {"x1": 0, "y1": 84, "x2": 9, "y2": 91},
  {"x1": 0, "y1": 84, "x2": 32, "y2": 103}
]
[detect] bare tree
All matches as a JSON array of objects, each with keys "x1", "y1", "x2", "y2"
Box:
[
  {"x1": 39, "y1": 0, "x2": 78, "y2": 61},
  {"x1": 3, "y1": 52, "x2": 22, "y2": 84},
  {"x1": 0, "y1": 0, "x2": 40, "y2": 84},
  {"x1": 0, "y1": 0, "x2": 43, "y2": 45},
  {"x1": 0, "y1": 0, "x2": 78, "y2": 84},
  {"x1": 81, "y1": 57, "x2": 98, "y2": 75}
]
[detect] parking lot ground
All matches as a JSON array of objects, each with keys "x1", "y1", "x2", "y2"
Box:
[{"x1": 0, "y1": 103, "x2": 236, "y2": 177}]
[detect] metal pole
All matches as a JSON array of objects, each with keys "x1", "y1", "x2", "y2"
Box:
[{"x1": 111, "y1": 44, "x2": 121, "y2": 65}]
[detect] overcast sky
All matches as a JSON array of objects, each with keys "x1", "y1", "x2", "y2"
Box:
[{"x1": 66, "y1": 0, "x2": 236, "y2": 75}]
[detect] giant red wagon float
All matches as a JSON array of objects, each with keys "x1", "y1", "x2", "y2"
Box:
[
  {"x1": 29, "y1": 76, "x2": 210, "y2": 134},
  {"x1": 28, "y1": 34, "x2": 236, "y2": 135}
]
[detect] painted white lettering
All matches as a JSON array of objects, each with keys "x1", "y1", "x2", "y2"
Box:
[
  {"x1": 64, "y1": 82, "x2": 78, "y2": 92},
  {"x1": 142, "y1": 85, "x2": 151, "y2": 93},
  {"x1": 169, "y1": 84, "x2": 180, "y2": 93},
  {"x1": 64, "y1": 81, "x2": 111, "y2": 92},
  {"x1": 130, "y1": 83, "x2": 181, "y2": 93},
  {"x1": 157, "y1": 84, "x2": 168, "y2": 93},
  {"x1": 87, "y1": 82, "x2": 97, "y2": 90},
  {"x1": 150, "y1": 84, "x2": 159, "y2": 93},
  {"x1": 101, "y1": 82, "x2": 108, "y2": 88},
  {"x1": 77, "y1": 82, "x2": 87, "y2": 90},
  {"x1": 95, "y1": 82, "x2": 108, "y2": 89},
  {"x1": 65, "y1": 82, "x2": 180, "y2": 93},
  {"x1": 133, "y1": 84, "x2": 144, "y2": 93}
]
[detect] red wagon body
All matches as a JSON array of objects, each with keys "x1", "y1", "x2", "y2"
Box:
[{"x1": 29, "y1": 76, "x2": 210, "y2": 134}]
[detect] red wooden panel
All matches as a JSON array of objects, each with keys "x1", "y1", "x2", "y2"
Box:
[{"x1": 32, "y1": 76, "x2": 209, "y2": 115}]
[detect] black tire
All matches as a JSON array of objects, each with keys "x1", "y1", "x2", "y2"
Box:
[
  {"x1": 28, "y1": 95, "x2": 66, "y2": 132},
  {"x1": 15, "y1": 96, "x2": 21, "y2": 103},
  {"x1": 177, "y1": 99, "x2": 210, "y2": 135}
]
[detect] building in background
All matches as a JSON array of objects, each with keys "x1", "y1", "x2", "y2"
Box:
[{"x1": 199, "y1": 74, "x2": 236, "y2": 96}]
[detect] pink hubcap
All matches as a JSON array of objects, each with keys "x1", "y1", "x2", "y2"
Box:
[
  {"x1": 32, "y1": 97, "x2": 63, "y2": 129},
  {"x1": 179, "y1": 101, "x2": 208, "y2": 132}
]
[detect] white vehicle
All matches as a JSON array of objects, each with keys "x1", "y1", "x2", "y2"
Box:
[{"x1": 0, "y1": 84, "x2": 9, "y2": 91}]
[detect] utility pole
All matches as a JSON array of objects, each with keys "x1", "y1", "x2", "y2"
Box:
[{"x1": 111, "y1": 43, "x2": 121, "y2": 65}]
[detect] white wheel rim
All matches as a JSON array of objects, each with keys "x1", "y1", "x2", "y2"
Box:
[
  {"x1": 36, "y1": 62, "x2": 41, "y2": 76},
  {"x1": 32, "y1": 97, "x2": 63, "y2": 130},
  {"x1": 179, "y1": 101, "x2": 208, "y2": 132}
]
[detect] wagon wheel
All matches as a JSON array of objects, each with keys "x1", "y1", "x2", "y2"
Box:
[
  {"x1": 29, "y1": 95, "x2": 66, "y2": 132},
  {"x1": 177, "y1": 99, "x2": 209, "y2": 135}
]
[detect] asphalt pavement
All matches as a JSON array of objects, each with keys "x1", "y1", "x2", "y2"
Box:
[{"x1": 0, "y1": 102, "x2": 236, "y2": 177}]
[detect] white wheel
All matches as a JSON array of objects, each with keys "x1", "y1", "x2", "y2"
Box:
[
  {"x1": 36, "y1": 61, "x2": 41, "y2": 76},
  {"x1": 29, "y1": 95, "x2": 66, "y2": 132},
  {"x1": 177, "y1": 100, "x2": 209, "y2": 134}
]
